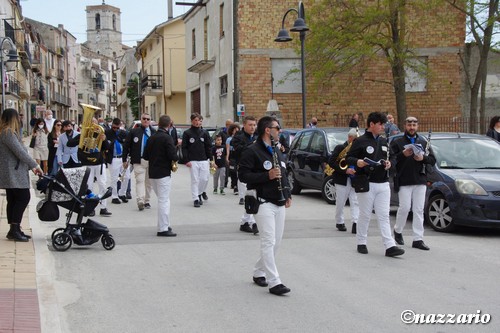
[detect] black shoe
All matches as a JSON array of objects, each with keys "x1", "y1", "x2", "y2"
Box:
[
  {"x1": 111, "y1": 198, "x2": 121, "y2": 204},
  {"x1": 385, "y1": 246, "x2": 405, "y2": 257},
  {"x1": 157, "y1": 229, "x2": 177, "y2": 237},
  {"x1": 126, "y1": 193, "x2": 132, "y2": 200},
  {"x1": 119, "y1": 195, "x2": 128, "y2": 203},
  {"x1": 201, "y1": 192, "x2": 208, "y2": 201},
  {"x1": 269, "y1": 284, "x2": 290, "y2": 296},
  {"x1": 239, "y1": 198, "x2": 244, "y2": 205},
  {"x1": 351, "y1": 223, "x2": 357, "y2": 234},
  {"x1": 412, "y1": 240, "x2": 430, "y2": 251},
  {"x1": 252, "y1": 223, "x2": 259, "y2": 235},
  {"x1": 194, "y1": 200, "x2": 200, "y2": 208},
  {"x1": 89, "y1": 210, "x2": 96, "y2": 217},
  {"x1": 336, "y1": 223, "x2": 347, "y2": 232},
  {"x1": 198, "y1": 195, "x2": 204, "y2": 205},
  {"x1": 357, "y1": 244, "x2": 368, "y2": 254},
  {"x1": 240, "y1": 222, "x2": 253, "y2": 233},
  {"x1": 253, "y1": 276, "x2": 268, "y2": 287},
  {"x1": 6, "y1": 225, "x2": 29, "y2": 242},
  {"x1": 394, "y1": 231, "x2": 404, "y2": 245},
  {"x1": 144, "y1": 203, "x2": 151, "y2": 209},
  {"x1": 100, "y1": 208, "x2": 112, "y2": 216}
]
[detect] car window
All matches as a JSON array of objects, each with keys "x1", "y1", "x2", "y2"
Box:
[
  {"x1": 310, "y1": 132, "x2": 325, "y2": 154},
  {"x1": 326, "y1": 132, "x2": 347, "y2": 151},
  {"x1": 433, "y1": 138, "x2": 500, "y2": 169},
  {"x1": 297, "y1": 131, "x2": 313, "y2": 151}
]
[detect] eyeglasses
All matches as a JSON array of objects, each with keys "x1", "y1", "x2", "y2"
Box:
[
  {"x1": 268, "y1": 126, "x2": 281, "y2": 131},
  {"x1": 405, "y1": 117, "x2": 418, "y2": 123},
  {"x1": 142, "y1": 117, "x2": 151, "y2": 121},
  {"x1": 55, "y1": 124, "x2": 62, "y2": 127}
]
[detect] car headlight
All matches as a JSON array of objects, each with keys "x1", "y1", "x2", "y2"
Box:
[{"x1": 455, "y1": 179, "x2": 488, "y2": 196}]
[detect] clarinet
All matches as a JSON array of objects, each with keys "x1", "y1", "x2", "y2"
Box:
[
  {"x1": 422, "y1": 128, "x2": 432, "y2": 174},
  {"x1": 270, "y1": 137, "x2": 286, "y2": 203}
]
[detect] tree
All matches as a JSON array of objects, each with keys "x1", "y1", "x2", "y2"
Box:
[
  {"x1": 446, "y1": 0, "x2": 499, "y2": 133},
  {"x1": 126, "y1": 77, "x2": 140, "y2": 120},
  {"x1": 306, "y1": 0, "x2": 445, "y2": 126}
]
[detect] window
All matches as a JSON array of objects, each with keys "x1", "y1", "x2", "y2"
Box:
[
  {"x1": 405, "y1": 57, "x2": 428, "y2": 92},
  {"x1": 297, "y1": 131, "x2": 313, "y2": 151},
  {"x1": 220, "y1": 75, "x2": 228, "y2": 96},
  {"x1": 220, "y1": 3, "x2": 225, "y2": 38},
  {"x1": 192, "y1": 29, "x2": 196, "y2": 58},
  {"x1": 95, "y1": 14, "x2": 100, "y2": 30},
  {"x1": 78, "y1": 93, "x2": 83, "y2": 99},
  {"x1": 271, "y1": 59, "x2": 302, "y2": 93},
  {"x1": 112, "y1": 14, "x2": 116, "y2": 30}
]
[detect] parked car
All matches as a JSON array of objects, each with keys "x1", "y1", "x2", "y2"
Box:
[
  {"x1": 287, "y1": 127, "x2": 364, "y2": 204},
  {"x1": 412, "y1": 133, "x2": 500, "y2": 232}
]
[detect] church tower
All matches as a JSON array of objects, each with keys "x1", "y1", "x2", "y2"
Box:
[{"x1": 85, "y1": 1, "x2": 123, "y2": 58}]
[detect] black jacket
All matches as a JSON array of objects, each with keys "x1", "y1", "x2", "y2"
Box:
[
  {"x1": 104, "y1": 128, "x2": 127, "y2": 164},
  {"x1": 346, "y1": 131, "x2": 389, "y2": 183},
  {"x1": 238, "y1": 138, "x2": 291, "y2": 205},
  {"x1": 390, "y1": 133, "x2": 436, "y2": 187},
  {"x1": 123, "y1": 125, "x2": 156, "y2": 164},
  {"x1": 231, "y1": 130, "x2": 256, "y2": 164},
  {"x1": 143, "y1": 128, "x2": 178, "y2": 179},
  {"x1": 328, "y1": 141, "x2": 351, "y2": 186},
  {"x1": 181, "y1": 126, "x2": 212, "y2": 161},
  {"x1": 66, "y1": 133, "x2": 110, "y2": 165}
]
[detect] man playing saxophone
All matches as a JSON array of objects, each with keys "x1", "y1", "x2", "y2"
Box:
[
  {"x1": 238, "y1": 116, "x2": 292, "y2": 296},
  {"x1": 327, "y1": 128, "x2": 359, "y2": 233}
]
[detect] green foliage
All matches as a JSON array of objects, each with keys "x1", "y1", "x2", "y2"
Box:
[{"x1": 126, "y1": 77, "x2": 140, "y2": 120}]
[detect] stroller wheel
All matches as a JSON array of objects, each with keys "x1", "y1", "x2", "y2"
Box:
[
  {"x1": 52, "y1": 232, "x2": 72, "y2": 251},
  {"x1": 101, "y1": 235, "x2": 115, "y2": 250},
  {"x1": 51, "y1": 228, "x2": 66, "y2": 240}
]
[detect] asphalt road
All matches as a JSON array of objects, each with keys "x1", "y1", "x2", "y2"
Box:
[{"x1": 30, "y1": 165, "x2": 500, "y2": 333}]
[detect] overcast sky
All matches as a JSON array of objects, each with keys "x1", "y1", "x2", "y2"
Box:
[{"x1": 21, "y1": 0, "x2": 194, "y2": 46}]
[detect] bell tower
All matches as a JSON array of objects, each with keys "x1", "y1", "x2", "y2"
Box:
[{"x1": 86, "y1": 1, "x2": 123, "y2": 58}]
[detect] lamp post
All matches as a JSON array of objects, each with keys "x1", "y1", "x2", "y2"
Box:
[
  {"x1": 275, "y1": 2, "x2": 309, "y2": 129},
  {"x1": 0, "y1": 37, "x2": 19, "y2": 114}
]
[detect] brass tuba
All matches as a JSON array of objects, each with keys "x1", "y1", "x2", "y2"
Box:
[{"x1": 78, "y1": 103, "x2": 105, "y2": 164}]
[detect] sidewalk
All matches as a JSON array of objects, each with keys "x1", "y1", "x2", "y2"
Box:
[{"x1": 0, "y1": 136, "x2": 41, "y2": 332}]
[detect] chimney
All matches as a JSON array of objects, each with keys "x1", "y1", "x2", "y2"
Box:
[{"x1": 168, "y1": 0, "x2": 173, "y2": 19}]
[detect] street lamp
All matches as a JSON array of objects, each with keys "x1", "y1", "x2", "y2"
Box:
[
  {"x1": 0, "y1": 37, "x2": 19, "y2": 114},
  {"x1": 275, "y1": 1, "x2": 309, "y2": 129}
]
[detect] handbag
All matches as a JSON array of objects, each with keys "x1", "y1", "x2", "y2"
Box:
[
  {"x1": 352, "y1": 174, "x2": 369, "y2": 193},
  {"x1": 29, "y1": 136, "x2": 36, "y2": 148},
  {"x1": 244, "y1": 189, "x2": 260, "y2": 214},
  {"x1": 36, "y1": 199, "x2": 60, "y2": 221}
]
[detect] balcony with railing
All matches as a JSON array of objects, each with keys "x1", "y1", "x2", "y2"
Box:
[
  {"x1": 141, "y1": 74, "x2": 163, "y2": 96},
  {"x1": 0, "y1": 77, "x2": 21, "y2": 96},
  {"x1": 53, "y1": 92, "x2": 71, "y2": 106}
]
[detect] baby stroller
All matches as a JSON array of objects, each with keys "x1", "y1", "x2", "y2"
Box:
[{"x1": 37, "y1": 166, "x2": 115, "y2": 251}]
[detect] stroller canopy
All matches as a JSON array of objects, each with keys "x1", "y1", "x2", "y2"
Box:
[{"x1": 51, "y1": 167, "x2": 90, "y2": 203}]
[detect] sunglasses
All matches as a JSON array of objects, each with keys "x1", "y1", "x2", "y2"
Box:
[
  {"x1": 405, "y1": 117, "x2": 418, "y2": 123},
  {"x1": 268, "y1": 126, "x2": 281, "y2": 130},
  {"x1": 142, "y1": 117, "x2": 151, "y2": 121},
  {"x1": 112, "y1": 126, "x2": 120, "y2": 130}
]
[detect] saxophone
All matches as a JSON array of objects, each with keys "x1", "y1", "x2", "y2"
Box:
[
  {"x1": 79, "y1": 103, "x2": 104, "y2": 158},
  {"x1": 325, "y1": 127, "x2": 359, "y2": 175}
]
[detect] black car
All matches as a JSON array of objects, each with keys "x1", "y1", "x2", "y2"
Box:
[{"x1": 287, "y1": 127, "x2": 363, "y2": 204}]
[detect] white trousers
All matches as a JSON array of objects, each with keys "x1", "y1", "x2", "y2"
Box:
[
  {"x1": 394, "y1": 185, "x2": 426, "y2": 241},
  {"x1": 238, "y1": 180, "x2": 255, "y2": 224},
  {"x1": 189, "y1": 160, "x2": 209, "y2": 201},
  {"x1": 356, "y1": 182, "x2": 396, "y2": 249},
  {"x1": 335, "y1": 178, "x2": 359, "y2": 225},
  {"x1": 253, "y1": 202, "x2": 286, "y2": 288},
  {"x1": 151, "y1": 176, "x2": 172, "y2": 232},
  {"x1": 110, "y1": 157, "x2": 130, "y2": 198},
  {"x1": 86, "y1": 164, "x2": 107, "y2": 209},
  {"x1": 133, "y1": 159, "x2": 151, "y2": 205}
]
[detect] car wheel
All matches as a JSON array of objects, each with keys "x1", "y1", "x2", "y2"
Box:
[
  {"x1": 287, "y1": 169, "x2": 301, "y2": 195},
  {"x1": 425, "y1": 194, "x2": 455, "y2": 232},
  {"x1": 321, "y1": 176, "x2": 336, "y2": 205}
]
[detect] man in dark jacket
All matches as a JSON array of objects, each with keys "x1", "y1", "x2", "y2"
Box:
[
  {"x1": 105, "y1": 118, "x2": 129, "y2": 205},
  {"x1": 346, "y1": 111, "x2": 404, "y2": 257},
  {"x1": 182, "y1": 113, "x2": 213, "y2": 207},
  {"x1": 144, "y1": 115, "x2": 178, "y2": 237},
  {"x1": 122, "y1": 113, "x2": 156, "y2": 211},
  {"x1": 390, "y1": 116, "x2": 436, "y2": 251},
  {"x1": 239, "y1": 116, "x2": 292, "y2": 296}
]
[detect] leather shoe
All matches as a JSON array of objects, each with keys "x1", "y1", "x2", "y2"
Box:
[
  {"x1": 194, "y1": 200, "x2": 200, "y2": 208},
  {"x1": 100, "y1": 208, "x2": 112, "y2": 216},
  {"x1": 111, "y1": 198, "x2": 121, "y2": 204},
  {"x1": 252, "y1": 223, "x2": 259, "y2": 235},
  {"x1": 157, "y1": 229, "x2": 177, "y2": 237},
  {"x1": 336, "y1": 223, "x2": 347, "y2": 232},
  {"x1": 201, "y1": 192, "x2": 208, "y2": 200},
  {"x1": 394, "y1": 231, "x2": 404, "y2": 245},
  {"x1": 253, "y1": 276, "x2": 268, "y2": 287},
  {"x1": 351, "y1": 223, "x2": 357, "y2": 234},
  {"x1": 198, "y1": 195, "x2": 203, "y2": 205},
  {"x1": 119, "y1": 195, "x2": 128, "y2": 203},
  {"x1": 357, "y1": 244, "x2": 368, "y2": 254},
  {"x1": 144, "y1": 203, "x2": 151, "y2": 209},
  {"x1": 126, "y1": 193, "x2": 132, "y2": 200},
  {"x1": 385, "y1": 246, "x2": 405, "y2": 257},
  {"x1": 269, "y1": 284, "x2": 291, "y2": 296},
  {"x1": 240, "y1": 222, "x2": 253, "y2": 233},
  {"x1": 412, "y1": 240, "x2": 430, "y2": 251}
]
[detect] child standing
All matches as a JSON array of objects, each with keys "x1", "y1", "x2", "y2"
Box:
[{"x1": 212, "y1": 135, "x2": 227, "y2": 195}]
